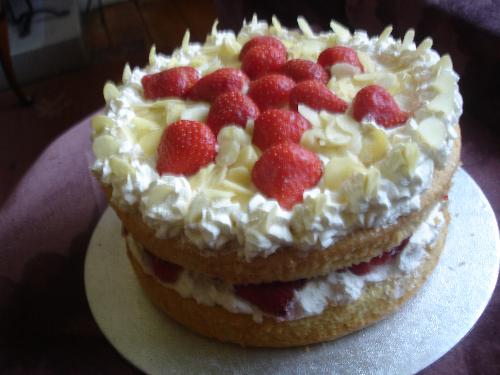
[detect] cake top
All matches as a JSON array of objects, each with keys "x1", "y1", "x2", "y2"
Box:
[{"x1": 91, "y1": 16, "x2": 461, "y2": 259}]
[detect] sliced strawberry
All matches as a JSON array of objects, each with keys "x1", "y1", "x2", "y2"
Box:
[
  {"x1": 207, "y1": 91, "x2": 259, "y2": 136},
  {"x1": 141, "y1": 66, "x2": 200, "y2": 100},
  {"x1": 247, "y1": 74, "x2": 295, "y2": 110},
  {"x1": 352, "y1": 85, "x2": 409, "y2": 127},
  {"x1": 156, "y1": 120, "x2": 216, "y2": 176},
  {"x1": 234, "y1": 279, "x2": 305, "y2": 316},
  {"x1": 252, "y1": 109, "x2": 311, "y2": 151},
  {"x1": 349, "y1": 237, "x2": 411, "y2": 275},
  {"x1": 241, "y1": 44, "x2": 287, "y2": 80},
  {"x1": 186, "y1": 68, "x2": 249, "y2": 102},
  {"x1": 289, "y1": 80, "x2": 348, "y2": 113},
  {"x1": 348, "y1": 262, "x2": 372, "y2": 276},
  {"x1": 281, "y1": 59, "x2": 329, "y2": 83},
  {"x1": 317, "y1": 46, "x2": 364, "y2": 73},
  {"x1": 252, "y1": 143, "x2": 323, "y2": 209},
  {"x1": 149, "y1": 253, "x2": 183, "y2": 284},
  {"x1": 239, "y1": 36, "x2": 287, "y2": 61}
]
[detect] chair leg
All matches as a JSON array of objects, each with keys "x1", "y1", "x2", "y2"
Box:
[{"x1": 0, "y1": 10, "x2": 33, "y2": 105}]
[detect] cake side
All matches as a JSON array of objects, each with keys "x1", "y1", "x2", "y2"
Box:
[{"x1": 127, "y1": 206, "x2": 449, "y2": 347}]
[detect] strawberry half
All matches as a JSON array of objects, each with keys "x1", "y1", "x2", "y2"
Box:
[
  {"x1": 149, "y1": 253, "x2": 183, "y2": 284},
  {"x1": 317, "y1": 46, "x2": 364, "y2": 73},
  {"x1": 281, "y1": 59, "x2": 329, "y2": 83},
  {"x1": 186, "y1": 68, "x2": 249, "y2": 102},
  {"x1": 239, "y1": 36, "x2": 287, "y2": 60},
  {"x1": 247, "y1": 74, "x2": 295, "y2": 110},
  {"x1": 252, "y1": 109, "x2": 311, "y2": 151},
  {"x1": 349, "y1": 237, "x2": 410, "y2": 275},
  {"x1": 289, "y1": 80, "x2": 348, "y2": 113},
  {"x1": 156, "y1": 120, "x2": 217, "y2": 176},
  {"x1": 234, "y1": 279, "x2": 305, "y2": 316},
  {"x1": 141, "y1": 66, "x2": 200, "y2": 100},
  {"x1": 352, "y1": 85, "x2": 409, "y2": 127},
  {"x1": 241, "y1": 44, "x2": 287, "y2": 80},
  {"x1": 206, "y1": 91, "x2": 259, "y2": 136},
  {"x1": 252, "y1": 143, "x2": 323, "y2": 209}
]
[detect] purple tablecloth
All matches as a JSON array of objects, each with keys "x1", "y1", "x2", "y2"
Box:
[{"x1": 0, "y1": 113, "x2": 498, "y2": 373}]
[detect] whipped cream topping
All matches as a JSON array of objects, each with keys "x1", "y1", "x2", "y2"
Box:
[
  {"x1": 92, "y1": 17, "x2": 461, "y2": 258},
  {"x1": 127, "y1": 202, "x2": 446, "y2": 322}
]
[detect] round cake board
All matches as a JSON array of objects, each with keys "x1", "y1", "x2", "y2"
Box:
[{"x1": 85, "y1": 168, "x2": 500, "y2": 374}]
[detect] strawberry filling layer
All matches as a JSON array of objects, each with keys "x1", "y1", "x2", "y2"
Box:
[{"x1": 142, "y1": 237, "x2": 410, "y2": 318}]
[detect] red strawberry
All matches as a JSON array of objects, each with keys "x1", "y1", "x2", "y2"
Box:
[
  {"x1": 317, "y1": 46, "x2": 364, "y2": 73},
  {"x1": 348, "y1": 262, "x2": 372, "y2": 276},
  {"x1": 156, "y1": 120, "x2": 217, "y2": 176},
  {"x1": 252, "y1": 109, "x2": 311, "y2": 151},
  {"x1": 289, "y1": 80, "x2": 348, "y2": 113},
  {"x1": 239, "y1": 36, "x2": 287, "y2": 60},
  {"x1": 149, "y1": 253, "x2": 183, "y2": 284},
  {"x1": 281, "y1": 59, "x2": 329, "y2": 83},
  {"x1": 252, "y1": 143, "x2": 323, "y2": 209},
  {"x1": 234, "y1": 279, "x2": 305, "y2": 316},
  {"x1": 206, "y1": 91, "x2": 259, "y2": 136},
  {"x1": 247, "y1": 74, "x2": 295, "y2": 110},
  {"x1": 141, "y1": 66, "x2": 199, "y2": 100},
  {"x1": 352, "y1": 85, "x2": 409, "y2": 127},
  {"x1": 241, "y1": 44, "x2": 287, "y2": 79},
  {"x1": 349, "y1": 237, "x2": 410, "y2": 275},
  {"x1": 186, "y1": 68, "x2": 249, "y2": 102}
]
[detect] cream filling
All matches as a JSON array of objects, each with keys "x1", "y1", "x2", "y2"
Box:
[
  {"x1": 128, "y1": 202, "x2": 445, "y2": 323},
  {"x1": 94, "y1": 17, "x2": 461, "y2": 259}
]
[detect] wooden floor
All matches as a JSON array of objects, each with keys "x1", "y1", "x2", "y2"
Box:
[{"x1": 84, "y1": 0, "x2": 217, "y2": 65}]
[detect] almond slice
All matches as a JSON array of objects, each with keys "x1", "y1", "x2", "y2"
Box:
[
  {"x1": 324, "y1": 124, "x2": 352, "y2": 146},
  {"x1": 103, "y1": 82, "x2": 120, "y2": 103},
  {"x1": 415, "y1": 37, "x2": 433, "y2": 56},
  {"x1": 91, "y1": 115, "x2": 114, "y2": 135},
  {"x1": 109, "y1": 156, "x2": 135, "y2": 178},
  {"x1": 122, "y1": 63, "x2": 132, "y2": 84},
  {"x1": 180, "y1": 103, "x2": 210, "y2": 122},
  {"x1": 364, "y1": 167, "x2": 381, "y2": 198},
  {"x1": 403, "y1": 142, "x2": 419, "y2": 175},
  {"x1": 417, "y1": 117, "x2": 446, "y2": 149},
  {"x1": 402, "y1": 29, "x2": 415, "y2": 49},
  {"x1": 298, "y1": 104, "x2": 321, "y2": 128},
  {"x1": 359, "y1": 127, "x2": 389, "y2": 165},
  {"x1": 138, "y1": 129, "x2": 163, "y2": 156},
  {"x1": 149, "y1": 45, "x2": 156, "y2": 66},
  {"x1": 271, "y1": 15, "x2": 283, "y2": 33},
  {"x1": 182, "y1": 29, "x2": 190, "y2": 52},
  {"x1": 93, "y1": 135, "x2": 119, "y2": 159},
  {"x1": 323, "y1": 156, "x2": 366, "y2": 190},
  {"x1": 431, "y1": 70, "x2": 457, "y2": 94},
  {"x1": 378, "y1": 25, "x2": 393, "y2": 44},
  {"x1": 132, "y1": 117, "x2": 160, "y2": 136},
  {"x1": 220, "y1": 180, "x2": 254, "y2": 196},
  {"x1": 227, "y1": 166, "x2": 251, "y2": 185},
  {"x1": 204, "y1": 188, "x2": 235, "y2": 199},
  {"x1": 297, "y1": 16, "x2": 314, "y2": 37},
  {"x1": 428, "y1": 92, "x2": 454, "y2": 113},
  {"x1": 330, "y1": 20, "x2": 351, "y2": 40},
  {"x1": 357, "y1": 51, "x2": 376, "y2": 73}
]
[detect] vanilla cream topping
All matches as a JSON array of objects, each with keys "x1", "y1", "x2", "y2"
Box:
[
  {"x1": 127, "y1": 202, "x2": 446, "y2": 322},
  {"x1": 92, "y1": 17, "x2": 461, "y2": 258}
]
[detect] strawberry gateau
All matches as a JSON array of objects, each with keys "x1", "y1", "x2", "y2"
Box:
[{"x1": 91, "y1": 16, "x2": 462, "y2": 347}]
